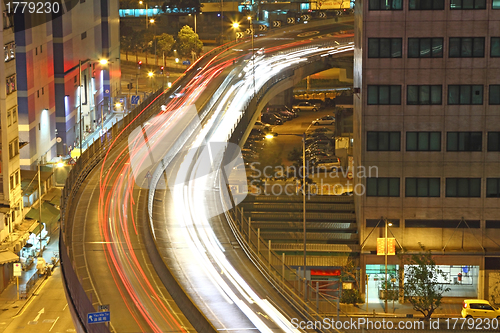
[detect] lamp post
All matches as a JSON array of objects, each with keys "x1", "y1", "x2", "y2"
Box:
[
  {"x1": 232, "y1": 22, "x2": 239, "y2": 41},
  {"x1": 247, "y1": 15, "x2": 255, "y2": 96},
  {"x1": 266, "y1": 132, "x2": 307, "y2": 299},
  {"x1": 150, "y1": 18, "x2": 157, "y2": 65},
  {"x1": 384, "y1": 218, "x2": 392, "y2": 313},
  {"x1": 139, "y1": 0, "x2": 148, "y2": 28},
  {"x1": 37, "y1": 161, "x2": 42, "y2": 255}
]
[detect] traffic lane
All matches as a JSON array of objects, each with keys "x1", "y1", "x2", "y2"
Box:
[
  {"x1": 154, "y1": 153, "x2": 257, "y2": 331},
  {"x1": 3, "y1": 268, "x2": 74, "y2": 333},
  {"x1": 205, "y1": 181, "x2": 307, "y2": 328}
]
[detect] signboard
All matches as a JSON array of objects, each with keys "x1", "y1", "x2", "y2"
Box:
[
  {"x1": 310, "y1": 0, "x2": 350, "y2": 10},
  {"x1": 13, "y1": 263, "x2": 22, "y2": 277},
  {"x1": 131, "y1": 95, "x2": 140, "y2": 105},
  {"x1": 98, "y1": 304, "x2": 110, "y2": 312},
  {"x1": 88, "y1": 311, "x2": 110, "y2": 324},
  {"x1": 343, "y1": 282, "x2": 353, "y2": 290},
  {"x1": 377, "y1": 238, "x2": 396, "y2": 255},
  {"x1": 236, "y1": 32, "x2": 244, "y2": 39},
  {"x1": 287, "y1": 17, "x2": 295, "y2": 24}
]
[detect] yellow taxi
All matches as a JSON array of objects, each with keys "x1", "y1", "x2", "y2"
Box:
[{"x1": 462, "y1": 299, "x2": 500, "y2": 319}]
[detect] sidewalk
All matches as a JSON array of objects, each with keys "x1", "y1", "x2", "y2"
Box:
[
  {"x1": 338, "y1": 300, "x2": 463, "y2": 318},
  {"x1": 79, "y1": 112, "x2": 125, "y2": 152},
  {"x1": 0, "y1": 231, "x2": 61, "y2": 320}
]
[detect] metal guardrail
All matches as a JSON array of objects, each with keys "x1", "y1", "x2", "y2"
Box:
[{"x1": 216, "y1": 38, "x2": 357, "y2": 332}]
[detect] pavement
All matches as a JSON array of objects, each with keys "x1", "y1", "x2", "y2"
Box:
[
  {"x1": 337, "y1": 301, "x2": 463, "y2": 319},
  {"x1": 0, "y1": 231, "x2": 62, "y2": 322}
]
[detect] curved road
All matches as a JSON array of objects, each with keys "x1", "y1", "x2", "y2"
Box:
[{"x1": 67, "y1": 17, "x2": 353, "y2": 333}]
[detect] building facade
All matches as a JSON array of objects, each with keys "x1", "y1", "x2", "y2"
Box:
[
  {"x1": 354, "y1": 0, "x2": 500, "y2": 301},
  {"x1": 1, "y1": 6, "x2": 23, "y2": 241},
  {"x1": 14, "y1": 0, "x2": 120, "y2": 166}
]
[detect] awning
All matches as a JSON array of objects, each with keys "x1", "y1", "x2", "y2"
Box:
[
  {"x1": 28, "y1": 222, "x2": 40, "y2": 233},
  {"x1": 32, "y1": 224, "x2": 43, "y2": 235},
  {"x1": 0, "y1": 250, "x2": 19, "y2": 265},
  {"x1": 25, "y1": 202, "x2": 60, "y2": 228}
]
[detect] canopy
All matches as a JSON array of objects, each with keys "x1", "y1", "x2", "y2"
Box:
[{"x1": 0, "y1": 250, "x2": 19, "y2": 265}]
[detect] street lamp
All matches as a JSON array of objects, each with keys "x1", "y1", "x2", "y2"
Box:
[
  {"x1": 139, "y1": 0, "x2": 149, "y2": 28},
  {"x1": 247, "y1": 15, "x2": 255, "y2": 95},
  {"x1": 149, "y1": 18, "x2": 157, "y2": 64},
  {"x1": 232, "y1": 22, "x2": 239, "y2": 41},
  {"x1": 266, "y1": 131, "x2": 307, "y2": 300},
  {"x1": 148, "y1": 71, "x2": 155, "y2": 90},
  {"x1": 384, "y1": 218, "x2": 393, "y2": 313}
]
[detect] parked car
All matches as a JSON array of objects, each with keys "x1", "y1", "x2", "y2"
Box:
[
  {"x1": 306, "y1": 133, "x2": 334, "y2": 141},
  {"x1": 307, "y1": 140, "x2": 334, "y2": 152},
  {"x1": 462, "y1": 299, "x2": 500, "y2": 319},
  {"x1": 309, "y1": 127, "x2": 335, "y2": 136},
  {"x1": 312, "y1": 115, "x2": 335, "y2": 126},
  {"x1": 292, "y1": 101, "x2": 320, "y2": 112},
  {"x1": 261, "y1": 113, "x2": 283, "y2": 125},
  {"x1": 267, "y1": 106, "x2": 298, "y2": 118},
  {"x1": 248, "y1": 128, "x2": 266, "y2": 141},
  {"x1": 253, "y1": 121, "x2": 272, "y2": 133},
  {"x1": 311, "y1": 157, "x2": 341, "y2": 173},
  {"x1": 269, "y1": 109, "x2": 294, "y2": 121}
]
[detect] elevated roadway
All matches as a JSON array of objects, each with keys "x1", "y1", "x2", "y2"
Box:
[{"x1": 62, "y1": 17, "x2": 354, "y2": 333}]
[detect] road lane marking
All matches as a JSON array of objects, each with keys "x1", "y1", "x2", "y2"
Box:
[{"x1": 49, "y1": 316, "x2": 59, "y2": 331}]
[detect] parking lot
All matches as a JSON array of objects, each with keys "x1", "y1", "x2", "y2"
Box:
[{"x1": 241, "y1": 105, "x2": 353, "y2": 195}]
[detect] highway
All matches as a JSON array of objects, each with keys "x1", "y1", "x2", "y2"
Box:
[{"x1": 66, "y1": 17, "x2": 354, "y2": 333}]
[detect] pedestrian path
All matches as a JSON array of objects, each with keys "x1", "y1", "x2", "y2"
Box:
[
  {"x1": 338, "y1": 301, "x2": 463, "y2": 318},
  {"x1": 0, "y1": 231, "x2": 61, "y2": 321}
]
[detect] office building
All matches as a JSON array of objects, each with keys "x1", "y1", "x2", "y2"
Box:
[{"x1": 354, "y1": 0, "x2": 500, "y2": 300}]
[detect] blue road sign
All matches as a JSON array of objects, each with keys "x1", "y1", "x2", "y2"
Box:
[
  {"x1": 131, "y1": 95, "x2": 140, "y2": 105},
  {"x1": 87, "y1": 311, "x2": 110, "y2": 324},
  {"x1": 182, "y1": 60, "x2": 191, "y2": 65}
]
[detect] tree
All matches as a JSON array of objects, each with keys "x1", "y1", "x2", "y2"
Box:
[
  {"x1": 489, "y1": 272, "x2": 500, "y2": 305},
  {"x1": 340, "y1": 257, "x2": 363, "y2": 306},
  {"x1": 401, "y1": 244, "x2": 451, "y2": 320},
  {"x1": 156, "y1": 33, "x2": 176, "y2": 57},
  {"x1": 176, "y1": 25, "x2": 203, "y2": 58}
]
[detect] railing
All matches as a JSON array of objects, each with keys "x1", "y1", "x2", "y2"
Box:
[{"x1": 216, "y1": 38, "x2": 356, "y2": 331}]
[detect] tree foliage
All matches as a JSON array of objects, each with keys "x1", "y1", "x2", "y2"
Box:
[
  {"x1": 340, "y1": 257, "x2": 363, "y2": 306},
  {"x1": 176, "y1": 25, "x2": 203, "y2": 57},
  {"x1": 401, "y1": 244, "x2": 451, "y2": 320},
  {"x1": 156, "y1": 33, "x2": 176, "y2": 57}
]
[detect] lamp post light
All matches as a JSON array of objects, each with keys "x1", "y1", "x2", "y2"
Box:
[
  {"x1": 148, "y1": 71, "x2": 155, "y2": 90},
  {"x1": 384, "y1": 218, "x2": 393, "y2": 313},
  {"x1": 247, "y1": 15, "x2": 255, "y2": 96},
  {"x1": 232, "y1": 22, "x2": 239, "y2": 41},
  {"x1": 150, "y1": 18, "x2": 157, "y2": 65},
  {"x1": 266, "y1": 131, "x2": 307, "y2": 299}
]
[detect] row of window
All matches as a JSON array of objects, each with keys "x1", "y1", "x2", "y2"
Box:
[
  {"x1": 369, "y1": 37, "x2": 500, "y2": 58},
  {"x1": 7, "y1": 107, "x2": 18, "y2": 127},
  {"x1": 8, "y1": 138, "x2": 19, "y2": 160},
  {"x1": 367, "y1": 131, "x2": 500, "y2": 152},
  {"x1": 369, "y1": 0, "x2": 500, "y2": 10},
  {"x1": 4, "y1": 42, "x2": 15, "y2": 62},
  {"x1": 366, "y1": 219, "x2": 500, "y2": 229},
  {"x1": 6, "y1": 74, "x2": 16, "y2": 95},
  {"x1": 367, "y1": 177, "x2": 500, "y2": 197},
  {"x1": 9, "y1": 170, "x2": 21, "y2": 192},
  {"x1": 367, "y1": 85, "x2": 500, "y2": 105},
  {"x1": 2, "y1": 11, "x2": 14, "y2": 29}
]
